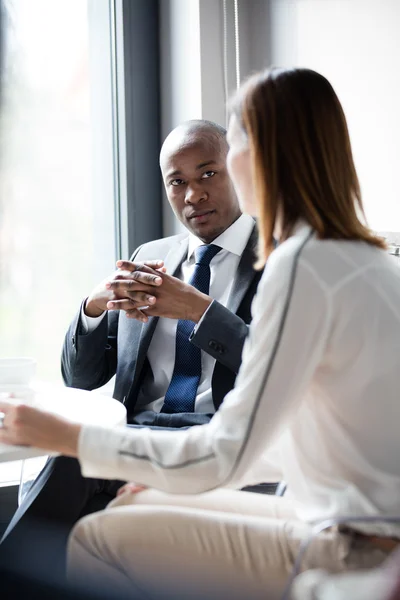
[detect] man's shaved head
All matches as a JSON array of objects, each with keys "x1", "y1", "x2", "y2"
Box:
[
  {"x1": 160, "y1": 120, "x2": 241, "y2": 243},
  {"x1": 160, "y1": 120, "x2": 228, "y2": 169}
]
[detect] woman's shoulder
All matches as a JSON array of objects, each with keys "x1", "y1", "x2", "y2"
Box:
[
  {"x1": 267, "y1": 224, "x2": 315, "y2": 271},
  {"x1": 259, "y1": 227, "x2": 322, "y2": 295},
  {"x1": 269, "y1": 227, "x2": 388, "y2": 293}
]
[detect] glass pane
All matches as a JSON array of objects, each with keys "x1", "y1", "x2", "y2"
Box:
[
  {"x1": 0, "y1": 0, "x2": 112, "y2": 380},
  {"x1": 0, "y1": 0, "x2": 117, "y2": 482}
]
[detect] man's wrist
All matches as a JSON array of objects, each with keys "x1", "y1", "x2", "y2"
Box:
[
  {"x1": 189, "y1": 292, "x2": 212, "y2": 324},
  {"x1": 84, "y1": 297, "x2": 105, "y2": 318}
]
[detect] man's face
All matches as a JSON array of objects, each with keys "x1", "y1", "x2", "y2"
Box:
[{"x1": 160, "y1": 136, "x2": 242, "y2": 243}]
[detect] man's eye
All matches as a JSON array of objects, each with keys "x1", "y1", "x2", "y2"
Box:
[
  {"x1": 201, "y1": 171, "x2": 216, "y2": 179},
  {"x1": 170, "y1": 179, "x2": 184, "y2": 186}
]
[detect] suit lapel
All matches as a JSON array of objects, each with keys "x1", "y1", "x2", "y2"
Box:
[
  {"x1": 163, "y1": 237, "x2": 189, "y2": 277},
  {"x1": 226, "y1": 224, "x2": 258, "y2": 313}
]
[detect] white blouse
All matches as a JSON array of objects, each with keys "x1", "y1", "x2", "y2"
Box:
[{"x1": 78, "y1": 223, "x2": 400, "y2": 535}]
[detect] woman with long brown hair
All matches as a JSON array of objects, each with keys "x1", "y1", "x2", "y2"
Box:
[{"x1": 1, "y1": 67, "x2": 399, "y2": 598}]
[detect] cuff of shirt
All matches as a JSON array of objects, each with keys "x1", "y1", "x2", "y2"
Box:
[
  {"x1": 192, "y1": 299, "x2": 214, "y2": 334},
  {"x1": 80, "y1": 300, "x2": 107, "y2": 333},
  {"x1": 78, "y1": 424, "x2": 123, "y2": 479}
]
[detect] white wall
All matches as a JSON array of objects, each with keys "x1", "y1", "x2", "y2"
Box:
[
  {"x1": 160, "y1": 0, "x2": 229, "y2": 137},
  {"x1": 266, "y1": 0, "x2": 400, "y2": 233},
  {"x1": 159, "y1": 0, "x2": 202, "y2": 235},
  {"x1": 159, "y1": 0, "x2": 235, "y2": 235},
  {"x1": 242, "y1": 0, "x2": 400, "y2": 234},
  {"x1": 159, "y1": 0, "x2": 202, "y2": 140},
  {"x1": 160, "y1": 0, "x2": 400, "y2": 235}
]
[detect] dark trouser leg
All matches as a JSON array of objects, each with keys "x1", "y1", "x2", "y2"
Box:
[
  {"x1": 0, "y1": 455, "x2": 123, "y2": 579},
  {"x1": 0, "y1": 422, "x2": 165, "y2": 572}
]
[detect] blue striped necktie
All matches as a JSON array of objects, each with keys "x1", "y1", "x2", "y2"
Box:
[{"x1": 161, "y1": 244, "x2": 222, "y2": 414}]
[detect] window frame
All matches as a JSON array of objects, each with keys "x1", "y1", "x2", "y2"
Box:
[{"x1": 110, "y1": 0, "x2": 162, "y2": 260}]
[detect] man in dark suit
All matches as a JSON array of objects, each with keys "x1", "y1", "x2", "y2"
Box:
[{"x1": 0, "y1": 120, "x2": 262, "y2": 570}]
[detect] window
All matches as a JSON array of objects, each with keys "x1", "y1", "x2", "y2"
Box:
[
  {"x1": 0, "y1": 0, "x2": 161, "y2": 486},
  {"x1": 0, "y1": 0, "x2": 117, "y2": 484},
  {"x1": 0, "y1": 0, "x2": 117, "y2": 381}
]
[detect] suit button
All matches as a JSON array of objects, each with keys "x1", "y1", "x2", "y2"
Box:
[
  {"x1": 72, "y1": 335, "x2": 76, "y2": 347},
  {"x1": 209, "y1": 340, "x2": 224, "y2": 354}
]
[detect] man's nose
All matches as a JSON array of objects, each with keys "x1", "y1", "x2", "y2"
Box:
[{"x1": 184, "y1": 183, "x2": 207, "y2": 204}]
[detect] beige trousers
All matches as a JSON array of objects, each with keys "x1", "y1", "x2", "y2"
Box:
[{"x1": 67, "y1": 489, "x2": 389, "y2": 599}]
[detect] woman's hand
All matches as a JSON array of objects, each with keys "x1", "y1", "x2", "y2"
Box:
[
  {"x1": 117, "y1": 482, "x2": 148, "y2": 497},
  {"x1": 0, "y1": 400, "x2": 81, "y2": 457}
]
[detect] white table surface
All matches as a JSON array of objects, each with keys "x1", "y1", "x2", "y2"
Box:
[{"x1": 0, "y1": 383, "x2": 127, "y2": 463}]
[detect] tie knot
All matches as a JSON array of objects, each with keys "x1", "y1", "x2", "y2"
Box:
[{"x1": 194, "y1": 244, "x2": 221, "y2": 266}]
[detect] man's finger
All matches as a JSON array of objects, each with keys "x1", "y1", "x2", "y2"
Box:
[
  {"x1": 113, "y1": 270, "x2": 137, "y2": 281},
  {"x1": 107, "y1": 299, "x2": 144, "y2": 311},
  {"x1": 107, "y1": 300, "x2": 151, "y2": 322},
  {"x1": 116, "y1": 259, "x2": 164, "y2": 272},
  {"x1": 125, "y1": 291, "x2": 156, "y2": 305},
  {"x1": 107, "y1": 272, "x2": 162, "y2": 290},
  {"x1": 107, "y1": 294, "x2": 156, "y2": 310}
]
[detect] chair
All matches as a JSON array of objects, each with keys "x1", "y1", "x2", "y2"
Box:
[
  {"x1": 275, "y1": 481, "x2": 287, "y2": 497},
  {"x1": 242, "y1": 481, "x2": 287, "y2": 496},
  {"x1": 282, "y1": 515, "x2": 400, "y2": 600},
  {"x1": 18, "y1": 456, "x2": 48, "y2": 505}
]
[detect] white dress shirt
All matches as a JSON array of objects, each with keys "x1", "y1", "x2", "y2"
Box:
[
  {"x1": 79, "y1": 222, "x2": 400, "y2": 536},
  {"x1": 82, "y1": 214, "x2": 255, "y2": 414}
]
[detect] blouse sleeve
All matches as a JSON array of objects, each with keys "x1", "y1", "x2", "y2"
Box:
[{"x1": 78, "y1": 235, "x2": 331, "y2": 493}]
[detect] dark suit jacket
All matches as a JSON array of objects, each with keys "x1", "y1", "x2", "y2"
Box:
[{"x1": 62, "y1": 225, "x2": 262, "y2": 427}]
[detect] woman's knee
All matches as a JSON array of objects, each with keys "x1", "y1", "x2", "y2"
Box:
[
  {"x1": 68, "y1": 514, "x2": 92, "y2": 557},
  {"x1": 68, "y1": 511, "x2": 108, "y2": 565},
  {"x1": 107, "y1": 487, "x2": 168, "y2": 509},
  {"x1": 69, "y1": 507, "x2": 142, "y2": 564}
]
